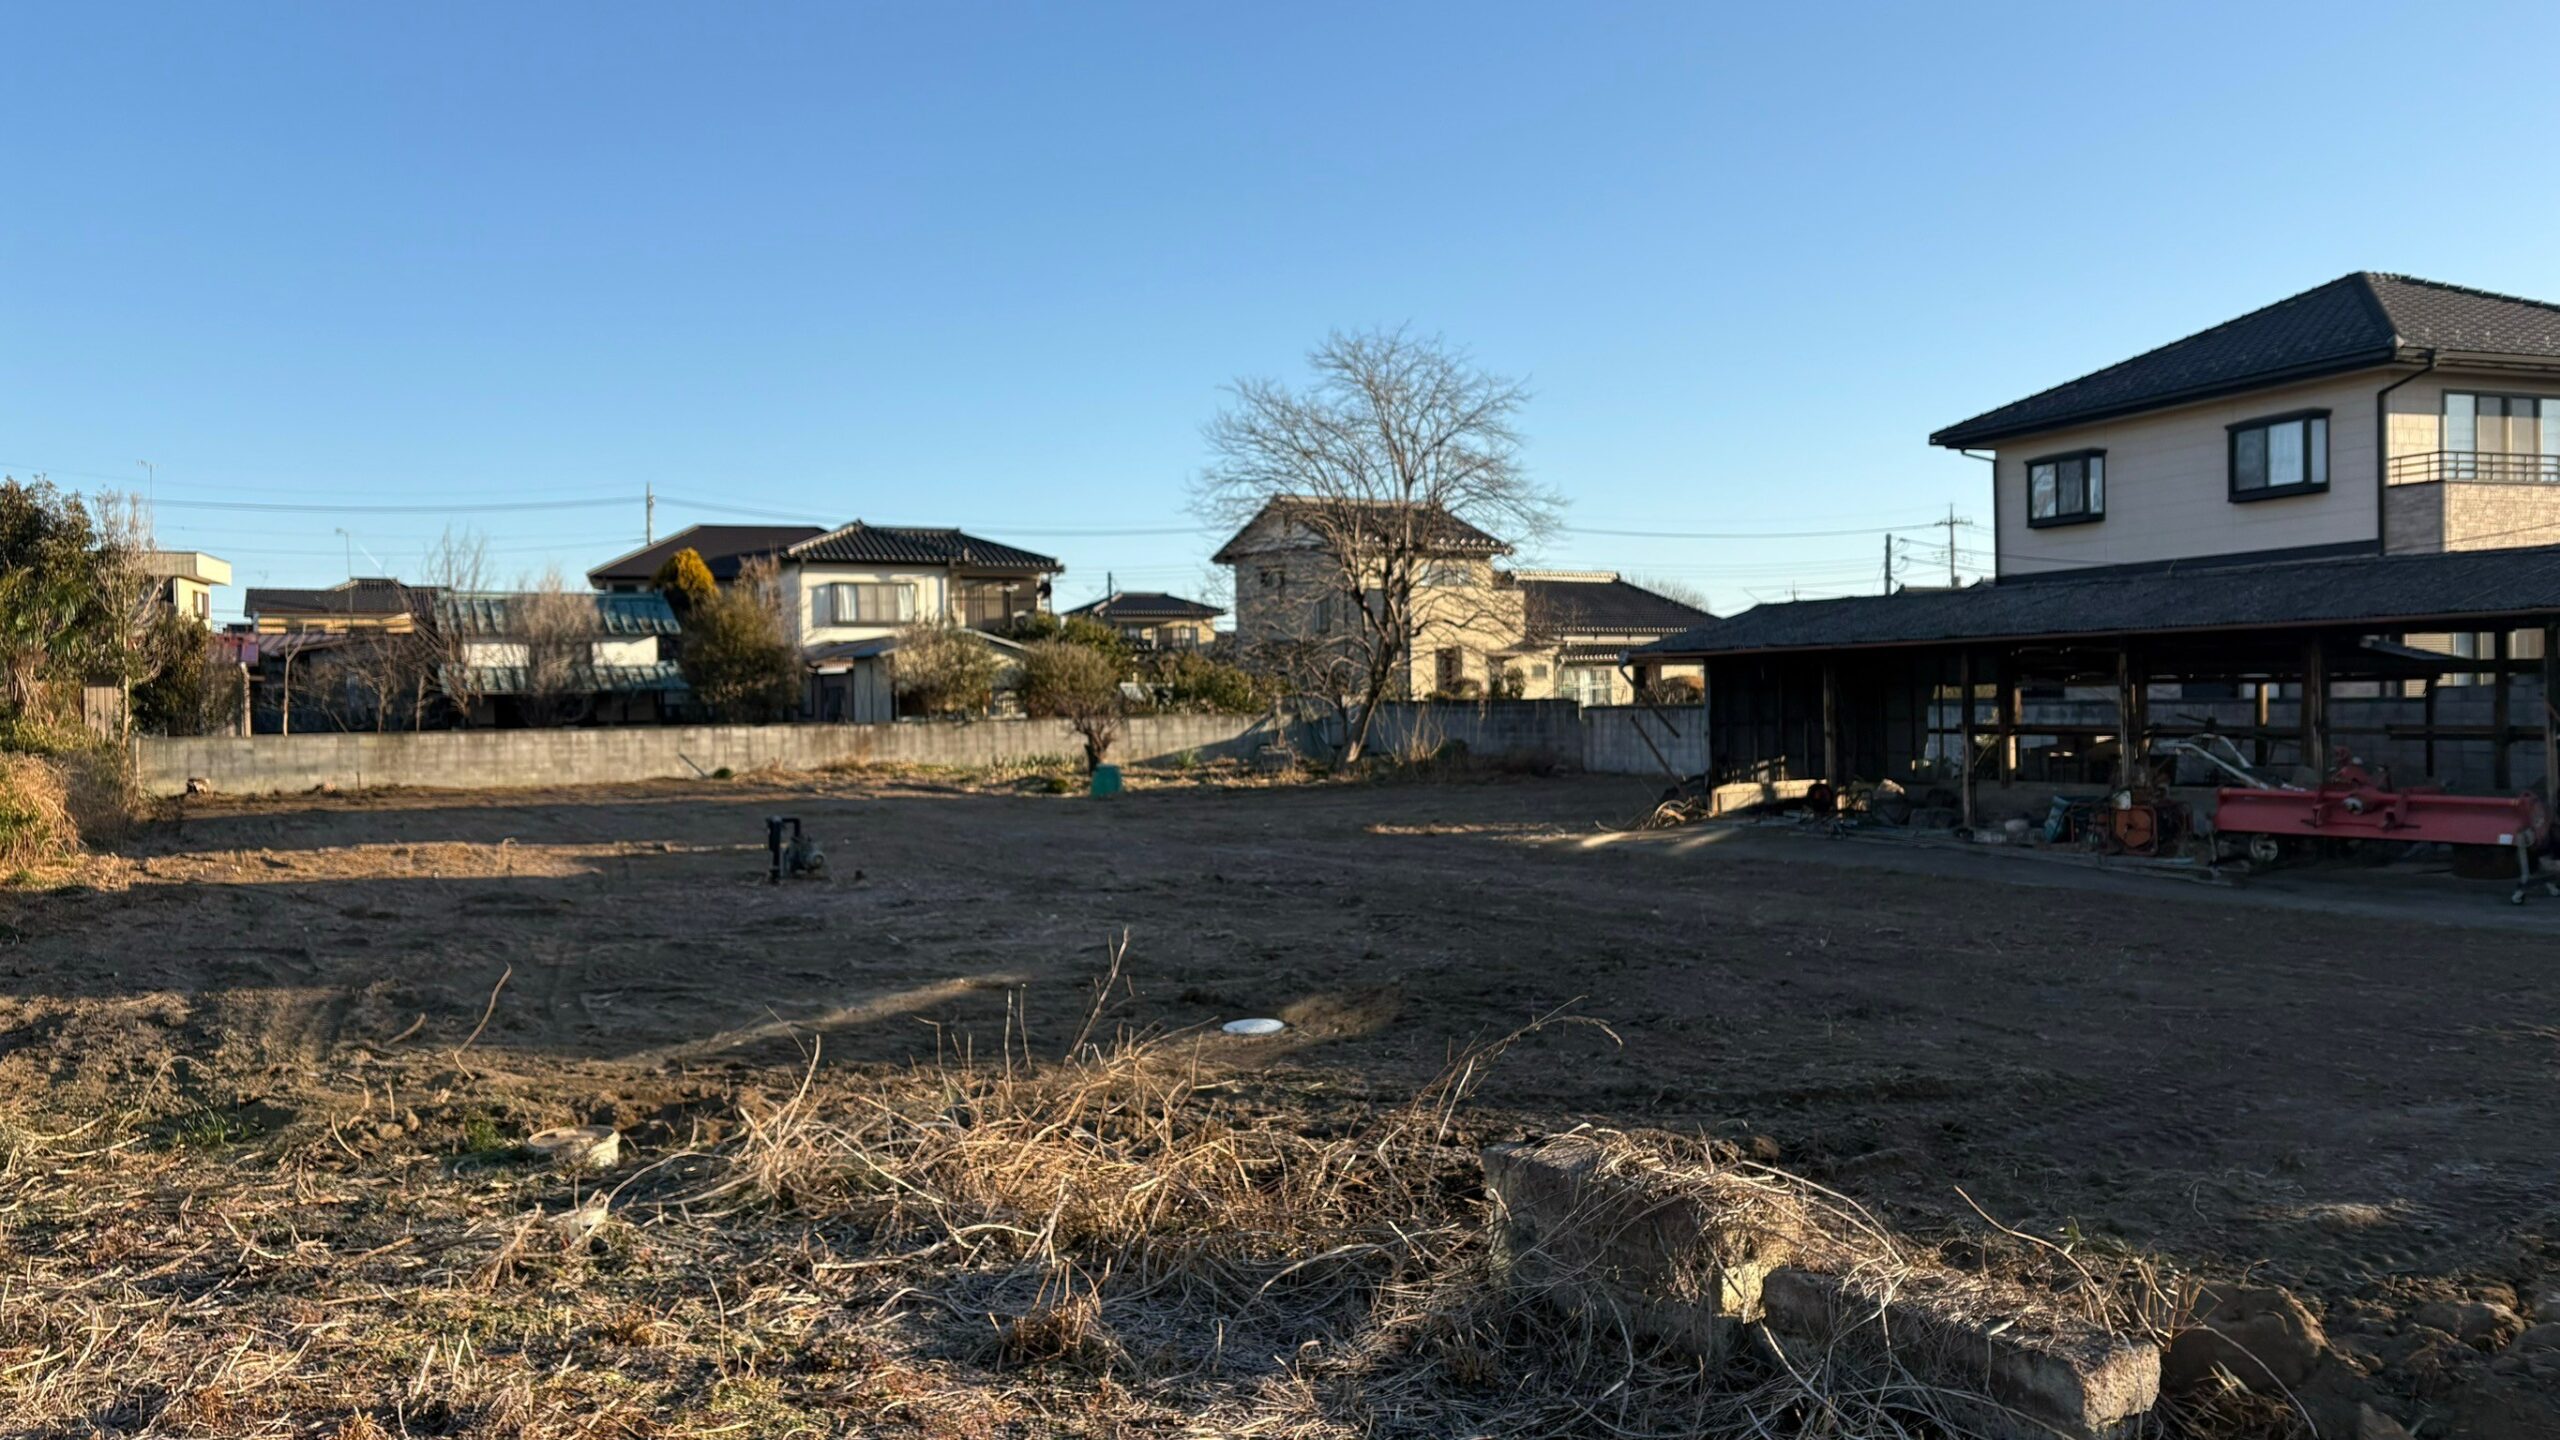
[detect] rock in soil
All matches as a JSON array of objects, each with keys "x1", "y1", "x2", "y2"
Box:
[
  {"x1": 524, "y1": 1124, "x2": 620, "y2": 1171},
  {"x1": 2415, "y1": 1298, "x2": 2523, "y2": 1351},
  {"x1": 2163, "y1": 1284, "x2": 2326, "y2": 1394}
]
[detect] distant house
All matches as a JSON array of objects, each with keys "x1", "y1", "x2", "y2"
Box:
[
  {"x1": 141, "y1": 551, "x2": 230, "y2": 626},
  {"x1": 237, "y1": 581, "x2": 686, "y2": 730},
  {"x1": 435, "y1": 590, "x2": 688, "y2": 726},
  {"x1": 590, "y1": 520, "x2": 1066, "y2": 722},
  {"x1": 1213, "y1": 499, "x2": 1706, "y2": 703},
  {"x1": 1214, "y1": 497, "x2": 1518, "y2": 698},
  {"x1": 1505, "y1": 572, "x2": 1712, "y2": 704},
  {"x1": 1064, "y1": 591, "x2": 1223, "y2": 650},
  {"x1": 241, "y1": 577, "x2": 431, "y2": 634},
  {"x1": 586, "y1": 526, "x2": 827, "y2": 591}
]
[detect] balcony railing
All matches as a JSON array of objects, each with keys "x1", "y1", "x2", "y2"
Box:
[{"x1": 2388, "y1": 450, "x2": 2560, "y2": 485}]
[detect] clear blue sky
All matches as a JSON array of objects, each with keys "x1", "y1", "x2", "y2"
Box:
[{"x1": 10, "y1": 2, "x2": 2560, "y2": 623}]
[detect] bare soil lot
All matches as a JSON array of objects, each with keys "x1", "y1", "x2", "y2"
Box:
[{"x1": 5, "y1": 770, "x2": 2557, "y2": 1435}]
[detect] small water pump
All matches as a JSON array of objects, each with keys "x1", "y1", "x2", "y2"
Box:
[{"x1": 765, "y1": 815, "x2": 826, "y2": 883}]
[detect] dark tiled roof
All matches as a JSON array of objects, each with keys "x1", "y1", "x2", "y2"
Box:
[
  {"x1": 1517, "y1": 575, "x2": 1712, "y2": 638},
  {"x1": 1931, "y1": 273, "x2": 2560, "y2": 447},
  {"x1": 437, "y1": 590, "x2": 681, "y2": 638},
  {"x1": 787, "y1": 523, "x2": 1061, "y2": 571},
  {"x1": 587, "y1": 525, "x2": 825, "y2": 586},
  {"x1": 1634, "y1": 544, "x2": 2560, "y2": 659},
  {"x1": 1211, "y1": 497, "x2": 1511, "y2": 563},
  {"x1": 242, "y1": 578, "x2": 434, "y2": 619},
  {"x1": 1065, "y1": 591, "x2": 1224, "y2": 623}
]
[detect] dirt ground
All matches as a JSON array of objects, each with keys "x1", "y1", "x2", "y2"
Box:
[{"x1": 7, "y1": 767, "x2": 2560, "y2": 1434}]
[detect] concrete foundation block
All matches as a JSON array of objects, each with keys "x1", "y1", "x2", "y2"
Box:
[
  {"x1": 1482, "y1": 1133, "x2": 1816, "y2": 1360},
  {"x1": 1759, "y1": 1266, "x2": 2160, "y2": 1440}
]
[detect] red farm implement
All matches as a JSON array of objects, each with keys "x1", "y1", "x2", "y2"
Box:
[{"x1": 2214, "y1": 751, "x2": 2555, "y2": 904}]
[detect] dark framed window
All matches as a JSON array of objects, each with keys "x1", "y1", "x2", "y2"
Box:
[
  {"x1": 2228, "y1": 410, "x2": 2329, "y2": 501},
  {"x1": 2025, "y1": 449, "x2": 2104, "y2": 527}
]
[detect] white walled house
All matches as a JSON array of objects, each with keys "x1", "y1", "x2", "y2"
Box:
[
  {"x1": 589, "y1": 521, "x2": 1064, "y2": 722},
  {"x1": 436, "y1": 590, "x2": 688, "y2": 726}
]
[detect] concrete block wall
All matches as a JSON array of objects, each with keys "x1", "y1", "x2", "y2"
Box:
[
  {"x1": 136, "y1": 712, "x2": 1301, "y2": 798},
  {"x1": 1346, "y1": 700, "x2": 1586, "y2": 764},
  {"x1": 1580, "y1": 705, "x2": 1706, "y2": 778}
]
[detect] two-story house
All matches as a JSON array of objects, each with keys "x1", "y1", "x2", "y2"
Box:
[
  {"x1": 1213, "y1": 500, "x2": 1714, "y2": 703},
  {"x1": 1634, "y1": 272, "x2": 2560, "y2": 810},
  {"x1": 141, "y1": 551, "x2": 231, "y2": 626},
  {"x1": 1932, "y1": 272, "x2": 2560, "y2": 583},
  {"x1": 592, "y1": 520, "x2": 1064, "y2": 721},
  {"x1": 1214, "y1": 497, "x2": 1523, "y2": 698}
]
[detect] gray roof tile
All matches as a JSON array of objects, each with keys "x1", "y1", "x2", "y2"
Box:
[
  {"x1": 1931, "y1": 273, "x2": 2560, "y2": 447},
  {"x1": 1635, "y1": 544, "x2": 2560, "y2": 658}
]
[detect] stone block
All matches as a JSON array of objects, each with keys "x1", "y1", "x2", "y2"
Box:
[
  {"x1": 1761, "y1": 1266, "x2": 2160, "y2": 1440},
  {"x1": 1482, "y1": 1133, "x2": 1817, "y2": 1360}
]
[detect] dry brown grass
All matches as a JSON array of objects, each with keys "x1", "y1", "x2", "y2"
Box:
[
  {"x1": 0, "y1": 752, "x2": 77, "y2": 869},
  {"x1": 0, "y1": 974, "x2": 2192, "y2": 1440}
]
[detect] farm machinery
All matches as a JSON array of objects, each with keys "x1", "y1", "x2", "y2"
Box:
[{"x1": 2208, "y1": 747, "x2": 2555, "y2": 905}]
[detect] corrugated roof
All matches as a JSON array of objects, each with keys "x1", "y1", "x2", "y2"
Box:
[
  {"x1": 587, "y1": 525, "x2": 826, "y2": 586},
  {"x1": 1634, "y1": 544, "x2": 2560, "y2": 659},
  {"x1": 786, "y1": 522, "x2": 1061, "y2": 571},
  {"x1": 1517, "y1": 575, "x2": 1711, "y2": 638},
  {"x1": 437, "y1": 590, "x2": 681, "y2": 638},
  {"x1": 1065, "y1": 591, "x2": 1224, "y2": 623},
  {"x1": 1931, "y1": 273, "x2": 2560, "y2": 447},
  {"x1": 1211, "y1": 497, "x2": 1511, "y2": 564},
  {"x1": 447, "y1": 661, "x2": 691, "y2": 696}
]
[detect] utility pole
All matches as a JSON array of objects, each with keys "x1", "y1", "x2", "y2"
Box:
[
  {"x1": 645, "y1": 483, "x2": 655, "y2": 545},
  {"x1": 1939, "y1": 505, "x2": 1963, "y2": 587},
  {"x1": 136, "y1": 460, "x2": 155, "y2": 509},
  {"x1": 1883, "y1": 534, "x2": 1895, "y2": 595}
]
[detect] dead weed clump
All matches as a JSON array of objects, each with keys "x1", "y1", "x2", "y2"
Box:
[
  {"x1": 0, "y1": 752, "x2": 77, "y2": 868},
  {"x1": 0, "y1": 973, "x2": 2183, "y2": 1440}
]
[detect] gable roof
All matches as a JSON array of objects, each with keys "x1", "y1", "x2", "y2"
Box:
[
  {"x1": 1064, "y1": 591, "x2": 1224, "y2": 624},
  {"x1": 1633, "y1": 543, "x2": 2560, "y2": 659},
  {"x1": 1931, "y1": 273, "x2": 2560, "y2": 448},
  {"x1": 785, "y1": 522, "x2": 1060, "y2": 572},
  {"x1": 1211, "y1": 497, "x2": 1511, "y2": 564},
  {"x1": 1515, "y1": 573, "x2": 1713, "y2": 638},
  {"x1": 587, "y1": 525, "x2": 826, "y2": 587},
  {"x1": 242, "y1": 578, "x2": 434, "y2": 621}
]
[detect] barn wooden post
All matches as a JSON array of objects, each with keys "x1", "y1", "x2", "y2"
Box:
[
  {"x1": 2301, "y1": 641, "x2": 2328, "y2": 774},
  {"x1": 2542, "y1": 619, "x2": 2557, "y2": 814},
  {"x1": 2115, "y1": 643, "x2": 2147, "y2": 790},
  {"x1": 1959, "y1": 648, "x2": 1978, "y2": 830},
  {"x1": 2423, "y1": 679, "x2": 2439, "y2": 780},
  {"x1": 2492, "y1": 628, "x2": 2513, "y2": 791},
  {"x1": 1820, "y1": 659, "x2": 1841, "y2": 785},
  {"x1": 2252, "y1": 681, "x2": 2272, "y2": 769},
  {"x1": 1994, "y1": 653, "x2": 2017, "y2": 784}
]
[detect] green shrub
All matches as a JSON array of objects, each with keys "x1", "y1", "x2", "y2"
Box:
[
  {"x1": 1020, "y1": 640, "x2": 1124, "y2": 771},
  {"x1": 1142, "y1": 649, "x2": 1267, "y2": 714},
  {"x1": 893, "y1": 619, "x2": 1001, "y2": 716}
]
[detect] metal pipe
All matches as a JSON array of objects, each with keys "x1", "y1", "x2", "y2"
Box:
[{"x1": 2373, "y1": 350, "x2": 2438, "y2": 553}]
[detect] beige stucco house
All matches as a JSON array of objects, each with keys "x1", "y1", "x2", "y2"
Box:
[
  {"x1": 1215, "y1": 498, "x2": 1524, "y2": 698},
  {"x1": 1213, "y1": 500, "x2": 1711, "y2": 702},
  {"x1": 1933, "y1": 272, "x2": 2560, "y2": 671},
  {"x1": 142, "y1": 551, "x2": 230, "y2": 626}
]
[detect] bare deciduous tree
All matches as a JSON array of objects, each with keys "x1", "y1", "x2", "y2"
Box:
[
  {"x1": 413, "y1": 528, "x2": 491, "y2": 727},
  {"x1": 515, "y1": 567, "x2": 596, "y2": 728},
  {"x1": 1195, "y1": 329, "x2": 1557, "y2": 762},
  {"x1": 88, "y1": 493, "x2": 168, "y2": 747}
]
